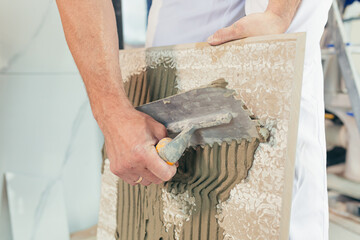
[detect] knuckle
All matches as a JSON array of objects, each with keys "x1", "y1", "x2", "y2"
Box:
[
  {"x1": 121, "y1": 162, "x2": 134, "y2": 172},
  {"x1": 133, "y1": 159, "x2": 143, "y2": 166},
  {"x1": 158, "y1": 121, "x2": 166, "y2": 130},
  {"x1": 110, "y1": 161, "x2": 131, "y2": 176},
  {"x1": 132, "y1": 145, "x2": 145, "y2": 159},
  {"x1": 157, "y1": 124, "x2": 167, "y2": 135},
  {"x1": 160, "y1": 126, "x2": 167, "y2": 136},
  {"x1": 132, "y1": 156, "x2": 144, "y2": 166}
]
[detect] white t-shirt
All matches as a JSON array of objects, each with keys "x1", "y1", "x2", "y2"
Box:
[{"x1": 146, "y1": 1, "x2": 332, "y2": 239}]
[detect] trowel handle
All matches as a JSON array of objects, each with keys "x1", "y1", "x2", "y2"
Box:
[
  {"x1": 155, "y1": 126, "x2": 195, "y2": 165},
  {"x1": 156, "y1": 138, "x2": 175, "y2": 165}
]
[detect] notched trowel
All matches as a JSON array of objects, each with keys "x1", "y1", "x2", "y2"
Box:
[{"x1": 136, "y1": 79, "x2": 268, "y2": 165}]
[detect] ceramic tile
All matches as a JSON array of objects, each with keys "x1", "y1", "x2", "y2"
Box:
[
  {"x1": 0, "y1": 0, "x2": 51, "y2": 70},
  {"x1": 98, "y1": 33, "x2": 305, "y2": 239},
  {"x1": 5, "y1": 172, "x2": 69, "y2": 240},
  {"x1": 0, "y1": 74, "x2": 103, "y2": 233},
  {"x1": 0, "y1": 1, "x2": 77, "y2": 73},
  {"x1": 0, "y1": 179, "x2": 12, "y2": 240}
]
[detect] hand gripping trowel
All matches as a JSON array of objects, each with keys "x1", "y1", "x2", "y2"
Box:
[{"x1": 136, "y1": 79, "x2": 266, "y2": 165}]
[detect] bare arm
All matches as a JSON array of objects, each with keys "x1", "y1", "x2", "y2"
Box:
[
  {"x1": 56, "y1": 0, "x2": 176, "y2": 185},
  {"x1": 208, "y1": 0, "x2": 301, "y2": 45}
]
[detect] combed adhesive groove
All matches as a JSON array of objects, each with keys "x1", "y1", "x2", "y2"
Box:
[{"x1": 115, "y1": 63, "x2": 259, "y2": 240}]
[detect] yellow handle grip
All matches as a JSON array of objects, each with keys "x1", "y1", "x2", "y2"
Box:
[{"x1": 155, "y1": 137, "x2": 174, "y2": 165}]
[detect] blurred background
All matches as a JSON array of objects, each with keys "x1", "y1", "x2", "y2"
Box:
[
  {"x1": 0, "y1": 0, "x2": 359, "y2": 239},
  {"x1": 0, "y1": 0, "x2": 147, "y2": 239}
]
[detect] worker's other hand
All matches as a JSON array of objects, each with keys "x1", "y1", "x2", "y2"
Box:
[
  {"x1": 102, "y1": 107, "x2": 177, "y2": 186},
  {"x1": 207, "y1": 10, "x2": 291, "y2": 45}
]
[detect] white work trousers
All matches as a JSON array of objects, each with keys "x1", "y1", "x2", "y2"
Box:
[{"x1": 146, "y1": 0, "x2": 332, "y2": 239}]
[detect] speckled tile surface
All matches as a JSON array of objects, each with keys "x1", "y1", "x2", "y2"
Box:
[{"x1": 97, "y1": 33, "x2": 305, "y2": 240}]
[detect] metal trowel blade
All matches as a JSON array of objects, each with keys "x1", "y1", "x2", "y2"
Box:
[{"x1": 136, "y1": 84, "x2": 259, "y2": 147}]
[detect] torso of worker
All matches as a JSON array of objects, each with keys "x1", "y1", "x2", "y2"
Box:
[{"x1": 147, "y1": 0, "x2": 332, "y2": 239}]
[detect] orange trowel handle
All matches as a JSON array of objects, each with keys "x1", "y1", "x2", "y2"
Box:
[
  {"x1": 155, "y1": 126, "x2": 195, "y2": 165},
  {"x1": 155, "y1": 137, "x2": 174, "y2": 165},
  {"x1": 154, "y1": 113, "x2": 232, "y2": 165}
]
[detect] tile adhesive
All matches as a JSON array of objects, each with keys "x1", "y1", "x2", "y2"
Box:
[
  {"x1": 104, "y1": 62, "x2": 265, "y2": 240},
  {"x1": 98, "y1": 34, "x2": 305, "y2": 240}
]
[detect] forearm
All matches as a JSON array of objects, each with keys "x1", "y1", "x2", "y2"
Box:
[
  {"x1": 56, "y1": 0, "x2": 180, "y2": 185},
  {"x1": 56, "y1": 0, "x2": 132, "y2": 127},
  {"x1": 266, "y1": 0, "x2": 301, "y2": 30}
]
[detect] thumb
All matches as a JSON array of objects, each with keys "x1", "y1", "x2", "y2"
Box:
[
  {"x1": 207, "y1": 20, "x2": 247, "y2": 46},
  {"x1": 146, "y1": 146, "x2": 177, "y2": 181},
  {"x1": 152, "y1": 121, "x2": 168, "y2": 142}
]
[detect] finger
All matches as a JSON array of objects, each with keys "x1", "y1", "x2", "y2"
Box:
[
  {"x1": 122, "y1": 173, "x2": 148, "y2": 186},
  {"x1": 116, "y1": 162, "x2": 163, "y2": 185},
  {"x1": 207, "y1": 20, "x2": 247, "y2": 45},
  {"x1": 140, "y1": 178, "x2": 151, "y2": 186},
  {"x1": 151, "y1": 121, "x2": 168, "y2": 141},
  {"x1": 146, "y1": 147, "x2": 177, "y2": 181},
  {"x1": 120, "y1": 174, "x2": 141, "y2": 186},
  {"x1": 137, "y1": 167, "x2": 163, "y2": 184}
]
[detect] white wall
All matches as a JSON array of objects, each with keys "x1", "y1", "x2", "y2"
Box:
[{"x1": 0, "y1": 0, "x2": 103, "y2": 237}]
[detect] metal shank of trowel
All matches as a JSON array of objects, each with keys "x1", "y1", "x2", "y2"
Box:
[{"x1": 157, "y1": 113, "x2": 233, "y2": 164}]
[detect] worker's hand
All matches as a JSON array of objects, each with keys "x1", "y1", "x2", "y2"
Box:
[
  {"x1": 207, "y1": 10, "x2": 291, "y2": 45},
  {"x1": 101, "y1": 107, "x2": 177, "y2": 186}
]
